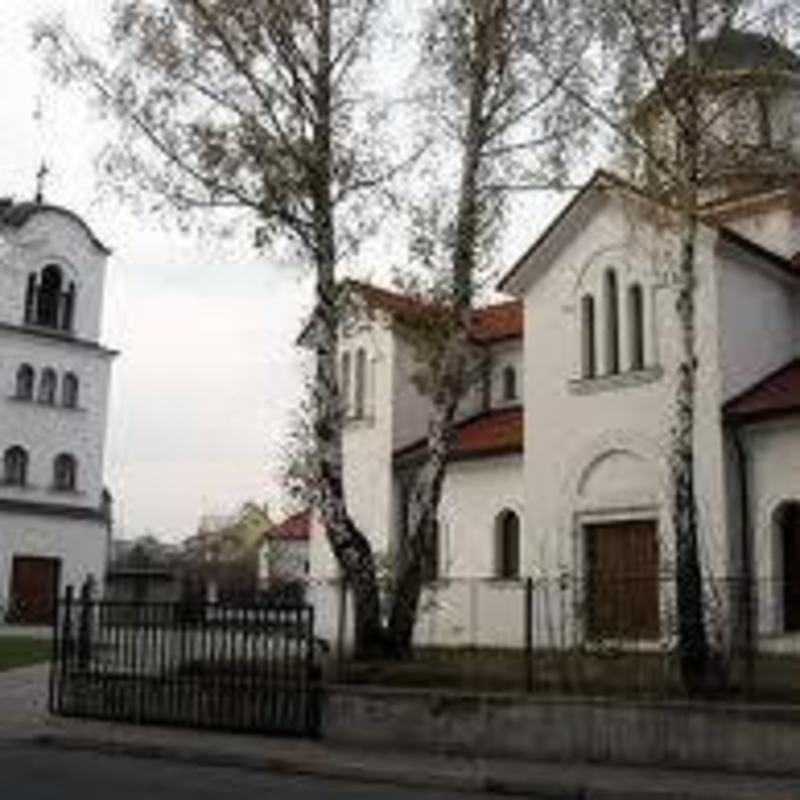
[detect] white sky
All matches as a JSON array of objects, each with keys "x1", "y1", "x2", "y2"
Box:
[{"x1": 1, "y1": 1, "x2": 566, "y2": 543}]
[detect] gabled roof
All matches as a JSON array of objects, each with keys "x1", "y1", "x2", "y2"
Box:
[
  {"x1": 299, "y1": 280, "x2": 522, "y2": 346},
  {"x1": 265, "y1": 509, "x2": 311, "y2": 542},
  {"x1": 497, "y1": 169, "x2": 800, "y2": 295},
  {"x1": 394, "y1": 406, "x2": 523, "y2": 464},
  {"x1": 0, "y1": 199, "x2": 111, "y2": 255},
  {"x1": 725, "y1": 358, "x2": 800, "y2": 423}
]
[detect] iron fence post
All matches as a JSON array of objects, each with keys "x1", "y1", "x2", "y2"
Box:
[{"x1": 524, "y1": 576, "x2": 533, "y2": 693}]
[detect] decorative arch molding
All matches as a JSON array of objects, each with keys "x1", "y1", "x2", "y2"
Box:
[
  {"x1": 562, "y1": 430, "x2": 668, "y2": 509},
  {"x1": 34, "y1": 255, "x2": 81, "y2": 287},
  {"x1": 570, "y1": 244, "x2": 635, "y2": 298}
]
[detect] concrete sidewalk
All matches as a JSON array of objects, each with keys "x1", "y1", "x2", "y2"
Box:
[{"x1": 1, "y1": 664, "x2": 798, "y2": 799}]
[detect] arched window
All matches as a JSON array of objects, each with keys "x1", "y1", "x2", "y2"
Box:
[
  {"x1": 340, "y1": 351, "x2": 351, "y2": 416},
  {"x1": 24, "y1": 274, "x2": 36, "y2": 324},
  {"x1": 36, "y1": 265, "x2": 63, "y2": 328},
  {"x1": 354, "y1": 347, "x2": 367, "y2": 419},
  {"x1": 496, "y1": 510, "x2": 520, "y2": 579},
  {"x1": 778, "y1": 502, "x2": 800, "y2": 632},
  {"x1": 581, "y1": 294, "x2": 596, "y2": 379},
  {"x1": 3, "y1": 446, "x2": 28, "y2": 486},
  {"x1": 604, "y1": 269, "x2": 620, "y2": 375},
  {"x1": 15, "y1": 364, "x2": 34, "y2": 400},
  {"x1": 53, "y1": 453, "x2": 77, "y2": 491},
  {"x1": 503, "y1": 366, "x2": 517, "y2": 401},
  {"x1": 38, "y1": 368, "x2": 57, "y2": 404},
  {"x1": 62, "y1": 373, "x2": 79, "y2": 408},
  {"x1": 628, "y1": 283, "x2": 645, "y2": 371},
  {"x1": 62, "y1": 282, "x2": 76, "y2": 331}
]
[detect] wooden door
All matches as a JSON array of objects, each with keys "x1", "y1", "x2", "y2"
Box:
[
  {"x1": 587, "y1": 520, "x2": 659, "y2": 639},
  {"x1": 10, "y1": 556, "x2": 61, "y2": 624},
  {"x1": 783, "y1": 509, "x2": 800, "y2": 632}
]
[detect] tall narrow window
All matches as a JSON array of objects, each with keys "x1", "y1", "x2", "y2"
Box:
[
  {"x1": 38, "y1": 368, "x2": 57, "y2": 404},
  {"x1": 496, "y1": 510, "x2": 521, "y2": 579},
  {"x1": 604, "y1": 269, "x2": 620, "y2": 375},
  {"x1": 15, "y1": 364, "x2": 34, "y2": 400},
  {"x1": 37, "y1": 265, "x2": 63, "y2": 328},
  {"x1": 24, "y1": 274, "x2": 36, "y2": 324},
  {"x1": 4, "y1": 446, "x2": 28, "y2": 486},
  {"x1": 340, "y1": 351, "x2": 351, "y2": 416},
  {"x1": 628, "y1": 283, "x2": 645, "y2": 371},
  {"x1": 354, "y1": 347, "x2": 366, "y2": 419},
  {"x1": 503, "y1": 366, "x2": 517, "y2": 401},
  {"x1": 53, "y1": 453, "x2": 77, "y2": 491},
  {"x1": 581, "y1": 294, "x2": 596, "y2": 379},
  {"x1": 62, "y1": 373, "x2": 79, "y2": 408},
  {"x1": 62, "y1": 282, "x2": 75, "y2": 331}
]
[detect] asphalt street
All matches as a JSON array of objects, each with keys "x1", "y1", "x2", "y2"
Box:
[{"x1": 0, "y1": 741, "x2": 494, "y2": 799}]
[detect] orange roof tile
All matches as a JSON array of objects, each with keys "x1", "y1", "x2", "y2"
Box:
[
  {"x1": 395, "y1": 406, "x2": 523, "y2": 463},
  {"x1": 725, "y1": 358, "x2": 800, "y2": 422},
  {"x1": 266, "y1": 510, "x2": 311, "y2": 542}
]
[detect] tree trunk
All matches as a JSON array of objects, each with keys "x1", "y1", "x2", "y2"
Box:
[
  {"x1": 310, "y1": 0, "x2": 384, "y2": 659},
  {"x1": 672, "y1": 0, "x2": 709, "y2": 694}
]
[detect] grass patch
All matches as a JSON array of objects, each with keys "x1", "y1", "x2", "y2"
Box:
[{"x1": 0, "y1": 637, "x2": 52, "y2": 672}]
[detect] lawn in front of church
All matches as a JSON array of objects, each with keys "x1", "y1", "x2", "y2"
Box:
[{"x1": 0, "y1": 637, "x2": 51, "y2": 673}]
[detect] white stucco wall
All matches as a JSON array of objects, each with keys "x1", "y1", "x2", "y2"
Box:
[
  {"x1": 0, "y1": 513, "x2": 107, "y2": 611},
  {"x1": 0, "y1": 209, "x2": 108, "y2": 341},
  {"x1": 739, "y1": 420, "x2": 800, "y2": 644},
  {"x1": 0, "y1": 205, "x2": 114, "y2": 613},
  {"x1": 516, "y1": 193, "x2": 731, "y2": 588},
  {"x1": 717, "y1": 244, "x2": 800, "y2": 401}
]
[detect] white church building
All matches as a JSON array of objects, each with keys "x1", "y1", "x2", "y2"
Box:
[
  {"x1": 0, "y1": 200, "x2": 116, "y2": 624},
  {"x1": 309, "y1": 31, "x2": 800, "y2": 653}
]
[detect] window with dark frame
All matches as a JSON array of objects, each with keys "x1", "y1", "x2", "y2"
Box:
[
  {"x1": 3, "y1": 446, "x2": 28, "y2": 486},
  {"x1": 62, "y1": 372, "x2": 79, "y2": 408},
  {"x1": 496, "y1": 510, "x2": 520, "y2": 579},
  {"x1": 53, "y1": 453, "x2": 77, "y2": 491},
  {"x1": 628, "y1": 283, "x2": 645, "y2": 371},
  {"x1": 503, "y1": 365, "x2": 517, "y2": 401},
  {"x1": 354, "y1": 347, "x2": 366, "y2": 418},
  {"x1": 581, "y1": 294, "x2": 596, "y2": 379},
  {"x1": 38, "y1": 368, "x2": 57, "y2": 404},
  {"x1": 604, "y1": 269, "x2": 620, "y2": 375},
  {"x1": 15, "y1": 364, "x2": 34, "y2": 400}
]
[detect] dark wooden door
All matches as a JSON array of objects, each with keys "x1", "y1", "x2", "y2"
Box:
[
  {"x1": 783, "y1": 510, "x2": 800, "y2": 632},
  {"x1": 10, "y1": 556, "x2": 61, "y2": 624},
  {"x1": 587, "y1": 520, "x2": 659, "y2": 639}
]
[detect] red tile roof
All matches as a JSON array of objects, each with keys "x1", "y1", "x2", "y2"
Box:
[
  {"x1": 725, "y1": 358, "x2": 800, "y2": 422},
  {"x1": 266, "y1": 510, "x2": 311, "y2": 542},
  {"x1": 352, "y1": 281, "x2": 522, "y2": 344},
  {"x1": 394, "y1": 406, "x2": 524, "y2": 463}
]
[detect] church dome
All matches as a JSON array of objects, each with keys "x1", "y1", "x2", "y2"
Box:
[
  {"x1": 667, "y1": 30, "x2": 800, "y2": 76},
  {"x1": 628, "y1": 30, "x2": 800, "y2": 204}
]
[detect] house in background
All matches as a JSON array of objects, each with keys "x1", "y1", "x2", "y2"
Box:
[
  {"x1": 0, "y1": 198, "x2": 116, "y2": 624},
  {"x1": 309, "y1": 30, "x2": 800, "y2": 654},
  {"x1": 258, "y1": 509, "x2": 310, "y2": 602}
]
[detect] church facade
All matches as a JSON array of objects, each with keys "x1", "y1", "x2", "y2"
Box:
[
  {"x1": 308, "y1": 32, "x2": 800, "y2": 653},
  {"x1": 0, "y1": 201, "x2": 116, "y2": 624}
]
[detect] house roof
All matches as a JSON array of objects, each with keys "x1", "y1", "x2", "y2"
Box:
[
  {"x1": 0, "y1": 199, "x2": 111, "y2": 255},
  {"x1": 394, "y1": 406, "x2": 523, "y2": 464},
  {"x1": 724, "y1": 358, "x2": 800, "y2": 423},
  {"x1": 350, "y1": 281, "x2": 522, "y2": 344},
  {"x1": 266, "y1": 509, "x2": 311, "y2": 542},
  {"x1": 497, "y1": 168, "x2": 800, "y2": 294}
]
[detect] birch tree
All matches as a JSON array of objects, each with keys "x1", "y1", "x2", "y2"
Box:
[
  {"x1": 551, "y1": 0, "x2": 800, "y2": 691},
  {"x1": 385, "y1": 0, "x2": 591, "y2": 654},
  {"x1": 35, "y1": 0, "x2": 392, "y2": 655}
]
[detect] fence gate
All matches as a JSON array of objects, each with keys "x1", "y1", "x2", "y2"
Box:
[{"x1": 49, "y1": 584, "x2": 321, "y2": 737}]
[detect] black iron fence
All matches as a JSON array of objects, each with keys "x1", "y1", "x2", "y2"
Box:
[
  {"x1": 49, "y1": 582, "x2": 322, "y2": 736},
  {"x1": 317, "y1": 573, "x2": 800, "y2": 702}
]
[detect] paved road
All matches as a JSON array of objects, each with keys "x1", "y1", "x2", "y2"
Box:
[{"x1": 0, "y1": 741, "x2": 493, "y2": 799}]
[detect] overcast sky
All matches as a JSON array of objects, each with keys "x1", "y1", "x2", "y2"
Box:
[{"x1": 1, "y1": 1, "x2": 563, "y2": 543}]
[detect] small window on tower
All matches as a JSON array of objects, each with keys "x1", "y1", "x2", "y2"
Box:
[
  {"x1": 38, "y1": 368, "x2": 57, "y2": 405},
  {"x1": 15, "y1": 364, "x2": 34, "y2": 400}
]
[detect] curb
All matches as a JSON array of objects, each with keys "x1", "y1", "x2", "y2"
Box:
[
  {"x1": 25, "y1": 729, "x2": 798, "y2": 800},
  {"x1": 28, "y1": 731, "x2": 592, "y2": 798}
]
